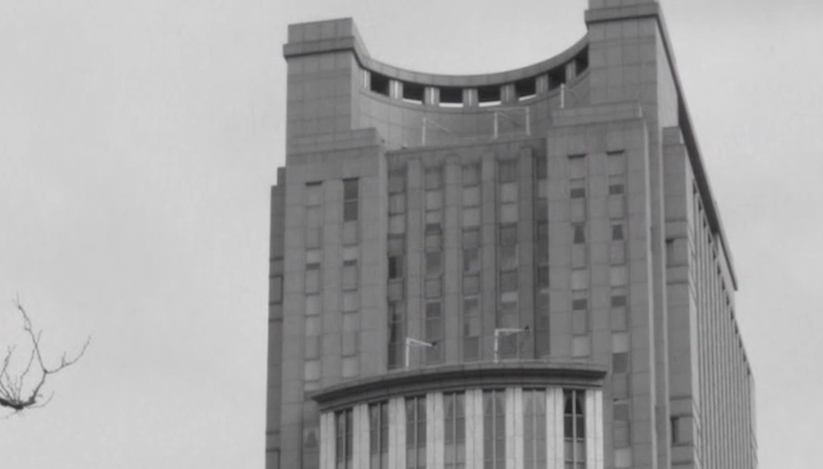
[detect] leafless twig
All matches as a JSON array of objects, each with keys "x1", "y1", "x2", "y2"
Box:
[{"x1": 0, "y1": 298, "x2": 90, "y2": 413}]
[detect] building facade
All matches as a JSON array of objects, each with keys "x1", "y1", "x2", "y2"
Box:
[{"x1": 266, "y1": 1, "x2": 757, "y2": 468}]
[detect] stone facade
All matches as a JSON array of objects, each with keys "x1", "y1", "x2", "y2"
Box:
[{"x1": 266, "y1": 1, "x2": 757, "y2": 468}]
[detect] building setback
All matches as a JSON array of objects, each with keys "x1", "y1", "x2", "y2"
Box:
[{"x1": 266, "y1": 1, "x2": 757, "y2": 468}]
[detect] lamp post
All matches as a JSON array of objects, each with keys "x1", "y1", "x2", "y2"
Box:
[
  {"x1": 493, "y1": 327, "x2": 529, "y2": 363},
  {"x1": 405, "y1": 337, "x2": 435, "y2": 368}
]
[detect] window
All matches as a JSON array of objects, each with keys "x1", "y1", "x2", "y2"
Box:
[
  {"x1": 439, "y1": 86, "x2": 463, "y2": 107},
  {"x1": 343, "y1": 179, "x2": 359, "y2": 222},
  {"x1": 564, "y1": 390, "x2": 586, "y2": 469},
  {"x1": 524, "y1": 389, "x2": 547, "y2": 469},
  {"x1": 335, "y1": 409, "x2": 354, "y2": 469},
  {"x1": 370, "y1": 402, "x2": 389, "y2": 469},
  {"x1": 515, "y1": 77, "x2": 537, "y2": 101},
  {"x1": 388, "y1": 301, "x2": 405, "y2": 369},
  {"x1": 444, "y1": 393, "x2": 466, "y2": 469},
  {"x1": 370, "y1": 72, "x2": 390, "y2": 96},
  {"x1": 498, "y1": 160, "x2": 518, "y2": 183},
  {"x1": 463, "y1": 228, "x2": 480, "y2": 248},
  {"x1": 478, "y1": 85, "x2": 502, "y2": 106},
  {"x1": 570, "y1": 187, "x2": 586, "y2": 199},
  {"x1": 613, "y1": 352, "x2": 629, "y2": 373},
  {"x1": 425, "y1": 252, "x2": 442, "y2": 277},
  {"x1": 403, "y1": 82, "x2": 425, "y2": 104},
  {"x1": 463, "y1": 297, "x2": 481, "y2": 361},
  {"x1": 463, "y1": 248, "x2": 480, "y2": 273},
  {"x1": 406, "y1": 396, "x2": 427, "y2": 469},
  {"x1": 499, "y1": 224, "x2": 518, "y2": 246},
  {"x1": 305, "y1": 263, "x2": 321, "y2": 293},
  {"x1": 342, "y1": 260, "x2": 358, "y2": 290},
  {"x1": 612, "y1": 224, "x2": 625, "y2": 241},
  {"x1": 389, "y1": 254, "x2": 405, "y2": 279},
  {"x1": 483, "y1": 390, "x2": 506, "y2": 469},
  {"x1": 425, "y1": 302, "x2": 443, "y2": 363},
  {"x1": 573, "y1": 224, "x2": 586, "y2": 244},
  {"x1": 270, "y1": 275, "x2": 283, "y2": 304},
  {"x1": 463, "y1": 164, "x2": 480, "y2": 186}
]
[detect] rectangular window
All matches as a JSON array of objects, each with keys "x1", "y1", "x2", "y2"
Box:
[
  {"x1": 612, "y1": 224, "x2": 625, "y2": 241},
  {"x1": 343, "y1": 179, "x2": 359, "y2": 222},
  {"x1": 463, "y1": 247, "x2": 480, "y2": 273},
  {"x1": 335, "y1": 409, "x2": 354, "y2": 469},
  {"x1": 342, "y1": 260, "x2": 358, "y2": 290},
  {"x1": 463, "y1": 297, "x2": 481, "y2": 361},
  {"x1": 406, "y1": 396, "x2": 427, "y2": 469},
  {"x1": 425, "y1": 251, "x2": 443, "y2": 277},
  {"x1": 425, "y1": 302, "x2": 443, "y2": 363},
  {"x1": 425, "y1": 168, "x2": 443, "y2": 190},
  {"x1": 370, "y1": 402, "x2": 389, "y2": 469},
  {"x1": 444, "y1": 393, "x2": 466, "y2": 469},
  {"x1": 483, "y1": 390, "x2": 506, "y2": 469},
  {"x1": 463, "y1": 164, "x2": 480, "y2": 186},
  {"x1": 305, "y1": 263, "x2": 321, "y2": 293},
  {"x1": 573, "y1": 224, "x2": 586, "y2": 244},
  {"x1": 389, "y1": 254, "x2": 405, "y2": 279},
  {"x1": 564, "y1": 390, "x2": 586, "y2": 469},
  {"x1": 523, "y1": 389, "x2": 547, "y2": 469},
  {"x1": 499, "y1": 160, "x2": 519, "y2": 183},
  {"x1": 388, "y1": 301, "x2": 405, "y2": 369}
]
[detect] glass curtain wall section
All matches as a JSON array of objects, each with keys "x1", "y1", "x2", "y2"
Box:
[
  {"x1": 387, "y1": 170, "x2": 407, "y2": 369},
  {"x1": 369, "y1": 402, "x2": 389, "y2": 469},
  {"x1": 462, "y1": 163, "x2": 482, "y2": 361},
  {"x1": 483, "y1": 390, "x2": 506, "y2": 469},
  {"x1": 564, "y1": 390, "x2": 586, "y2": 469},
  {"x1": 497, "y1": 160, "x2": 520, "y2": 359},
  {"x1": 424, "y1": 167, "x2": 444, "y2": 364},
  {"x1": 444, "y1": 393, "x2": 466, "y2": 469},
  {"x1": 406, "y1": 396, "x2": 427, "y2": 469}
]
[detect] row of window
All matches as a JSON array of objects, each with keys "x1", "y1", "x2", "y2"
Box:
[
  {"x1": 334, "y1": 389, "x2": 587, "y2": 469},
  {"x1": 364, "y1": 48, "x2": 588, "y2": 108}
]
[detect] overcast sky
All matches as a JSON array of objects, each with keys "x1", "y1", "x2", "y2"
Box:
[{"x1": 0, "y1": 0, "x2": 820, "y2": 467}]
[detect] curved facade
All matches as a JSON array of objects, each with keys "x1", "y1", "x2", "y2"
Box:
[{"x1": 267, "y1": 1, "x2": 757, "y2": 469}]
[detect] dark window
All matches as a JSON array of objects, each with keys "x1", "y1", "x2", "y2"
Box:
[
  {"x1": 609, "y1": 184, "x2": 625, "y2": 195},
  {"x1": 611, "y1": 295, "x2": 627, "y2": 307},
  {"x1": 343, "y1": 179, "x2": 359, "y2": 222},
  {"x1": 370, "y1": 72, "x2": 390, "y2": 96},
  {"x1": 612, "y1": 224, "x2": 625, "y2": 241},
  {"x1": 572, "y1": 298, "x2": 588, "y2": 310},
  {"x1": 613, "y1": 352, "x2": 629, "y2": 373},
  {"x1": 499, "y1": 224, "x2": 518, "y2": 246},
  {"x1": 403, "y1": 82, "x2": 425, "y2": 103},
  {"x1": 388, "y1": 255, "x2": 404, "y2": 279},
  {"x1": 548, "y1": 67, "x2": 566, "y2": 90},
  {"x1": 478, "y1": 85, "x2": 502, "y2": 105},
  {"x1": 369, "y1": 402, "x2": 389, "y2": 469},
  {"x1": 515, "y1": 77, "x2": 537, "y2": 100},
  {"x1": 535, "y1": 157, "x2": 548, "y2": 179},
  {"x1": 573, "y1": 224, "x2": 586, "y2": 244},
  {"x1": 440, "y1": 86, "x2": 463, "y2": 105},
  {"x1": 444, "y1": 393, "x2": 466, "y2": 469},
  {"x1": 570, "y1": 187, "x2": 586, "y2": 199},
  {"x1": 575, "y1": 48, "x2": 589, "y2": 75},
  {"x1": 335, "y1": 409, "x2": 354, "y2": 469}
]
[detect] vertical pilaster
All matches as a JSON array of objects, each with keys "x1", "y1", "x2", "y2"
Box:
[
  {"x1": 389, "y1": 397, "x2": 407, "y2": 469},
  {"x1": 547, "y1": 388, "x2": 564, "y2": 469},
  {"x1": 428, "y1": 392, "x2": 444, "y2": 469},
  {"x1": 443, "y1": 157, "x2": 462, "y2": 363},
  {"x1": 465, "y1": 389, "x2": 483, "y2": 469}
]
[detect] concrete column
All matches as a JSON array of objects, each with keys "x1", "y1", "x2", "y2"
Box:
[
  {"x1": 546, "y1": 388, "x2": 564, "y2": 469},
  {"x1": 586, "y1": 389, "x2": 604, "y2": 469},
  {"x1": 389, "y1": 397, "x2": 406, "y2": 469},
  {"x1": 511, "y1": 388, "x2": 524, "y2": 469},
  {"x1": 355, "y1": 404, "x2": 370, "y2": 469},
  {"x1": 465, "y1": 389, "x2": 483, "y2": 469},
  {"x1": 428, "y1": 392, "x2": 444, "y2": 469}
]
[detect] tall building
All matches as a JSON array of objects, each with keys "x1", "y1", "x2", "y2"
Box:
[{"x1": 266, "y1": 1, "x2": 757, "y2": 468}]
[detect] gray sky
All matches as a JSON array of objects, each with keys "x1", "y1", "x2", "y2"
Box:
[{"x1": 0, "y1": 0, "x2": 820, "y2": 467}]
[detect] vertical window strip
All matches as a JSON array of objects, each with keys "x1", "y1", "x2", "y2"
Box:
[
  {"x1": 564, "y1": 390, "x2": 586, "y2": 469},
  {"x1": 343, "y1": 178, "x2": 359, "y2": 222},
  {"x1": 335, "y1": 409, "x2": 354, "y2": 469},
  {"x1": 483, "y1": 390, "x2": 506, "y2": 469},
  {"x1": 444, "y1": 393, "x2": 466, "y2": 469},
  {"x1": 406, "y1": 396, "x2": 427, "y2": 469},
  {"x1": 370, "y1": 402, "x2": 389, "y2": 469}
]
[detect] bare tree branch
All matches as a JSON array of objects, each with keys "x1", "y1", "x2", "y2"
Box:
[{"x1": 0, "y1": 298, "x2": 90, "y2": 413}]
